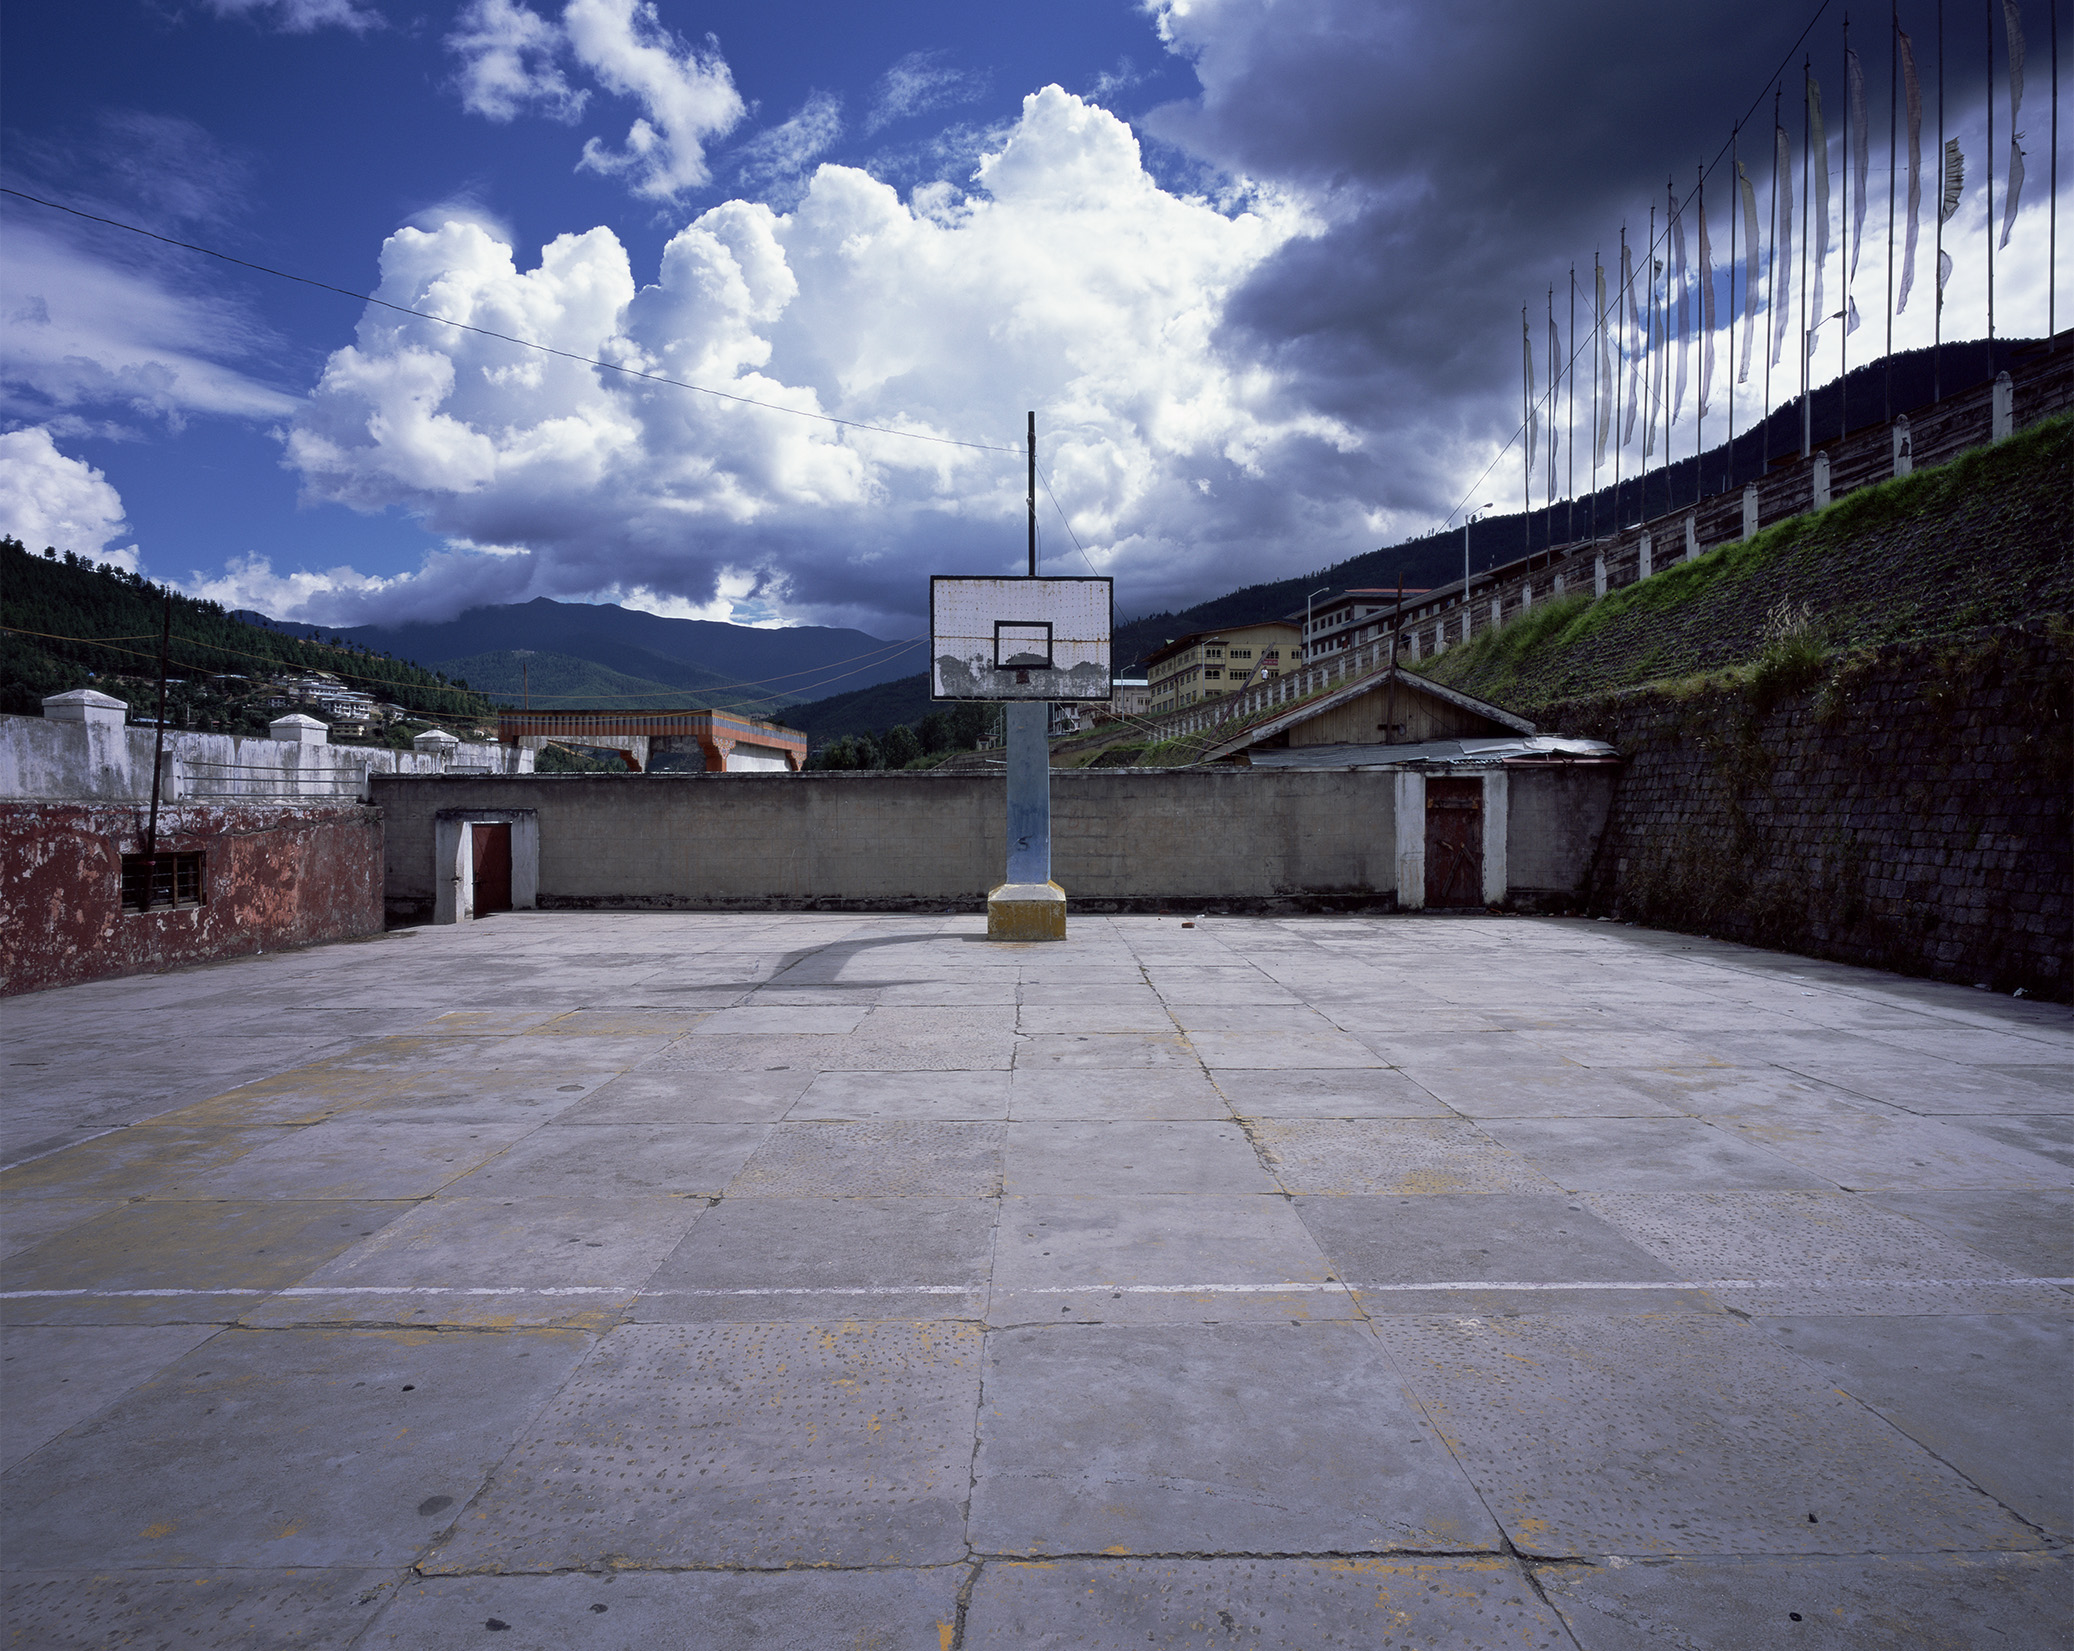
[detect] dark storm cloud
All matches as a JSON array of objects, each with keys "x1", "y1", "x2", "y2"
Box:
[{"x1": 1144, "y1": 0, "x2": 2005, "y2": 522}]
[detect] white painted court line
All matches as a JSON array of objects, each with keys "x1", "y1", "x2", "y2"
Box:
[{"x1": 6, "y1": 1278, "x2": 2069, "y2": 1300}]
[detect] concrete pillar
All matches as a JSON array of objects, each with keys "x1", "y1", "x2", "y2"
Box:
[
  {"x1": 1742, "y1": 484, "x2": 1760, "y2": 539},
  {"x1": 1393, "y1": 771, "x2": 1426, "y2": 909},
  {"x1": 989, "y1": 700, "x2": 1062, "y2": 940},
  {"x1": 1684, "y1": 514, "x2": 1698, "y2": 561},
  {"x1": 1594, "y1": 554, "x2": 1607, "y2": 597},
  {"x1": 1480, "y1": 769, "x2": 1509, "y2": 906},
  {"x1": 1812, "y1": 450, "x2": 1831, "y2": 509},
  {"x1": 271, "y1": 713, "x2": 329, "y2": 746},
  {"x1": 1461, "y1": 608, "x2": 1473, "y2": 645},
  {"x1": 1488, "y1": 598, "x2": 1501, "y2": 629},
  {"x1": 1892, "y1": 414, "x2": 1913, "y2": 476},
  {"x1": 1520, "y1": 583, "x2": 1533, "y2": 612},
  {"x1": 1638, "y1": 532, "x2": 1653, "y2": 578},
  {"x1": 1552, "y1": 573, "x2": 1564, "y2": 597},
  {"x1": 42, "y1": 688, "x2": 127, "y2": 726},
  {"x1": 1992, "y1": 371, "x2": 2012, "y2": 440}
]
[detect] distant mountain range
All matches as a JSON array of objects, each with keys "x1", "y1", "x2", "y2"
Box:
[{"x1": 243, "y1": 596, "x2": 926, "y2": 716}]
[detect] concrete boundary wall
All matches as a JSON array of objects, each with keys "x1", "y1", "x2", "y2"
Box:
[
  {"x1": 0, "y1": 713, "x2": 522, "y2": 804},
  {"x1": 371, "y1": 767, "x2": 1620, "y2": 920}
]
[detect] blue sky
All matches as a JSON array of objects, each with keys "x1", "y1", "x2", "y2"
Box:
[{"x1": 1, "y1": 0, "x2": 2059, "y2": 636}]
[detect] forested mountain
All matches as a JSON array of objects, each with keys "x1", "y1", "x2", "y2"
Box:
[
  {"x1": 253, "y1": 596, "x2": 923, "y2": 713},
  {"x1": 0, "y1": 538, "x2": 495, "y2": 733}
]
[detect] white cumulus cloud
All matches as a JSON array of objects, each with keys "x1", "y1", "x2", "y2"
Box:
[
  {"x1": 449, "y1": 0, "x2": 588, "y2": 122},
  {"x1": 448, "y1": 0, "x2": 746, "y2": 200},
  {"x1": 200, "y1": 0, "x2": 382, "y2": 34},
  {"x1": 270, "y1": 87, "x2": 1362, "y2": 632},
  {"x1": 564, "y1": 0, "x2": 745, "y2": 199},
  {"x1": 0, "y1": 427, "x2": 140, "y2": 572}
]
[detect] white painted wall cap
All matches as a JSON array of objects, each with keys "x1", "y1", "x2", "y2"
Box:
[
  {"x1": 269, "y1": 712, "x2": 330, "y2": 745},
  {"x1": 412, "y1": 729, "x2": 462, "y2": 751},
  {"x1": 42, "y1": 688, "x2": 129, "y2": 724}
]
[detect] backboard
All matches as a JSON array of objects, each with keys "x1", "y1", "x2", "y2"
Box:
[{"x1": 930, "y1": 576, "x2": 1114, "y2": 701}]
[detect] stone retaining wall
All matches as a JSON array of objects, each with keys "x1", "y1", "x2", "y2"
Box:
[{"x1": 1550, "y1": 620, "x2": 2073, "y2": 998}]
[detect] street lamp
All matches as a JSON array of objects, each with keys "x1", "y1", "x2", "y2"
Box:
[{"x1": 1305, "y1": 586, "x2": 1331, "y2": 661}]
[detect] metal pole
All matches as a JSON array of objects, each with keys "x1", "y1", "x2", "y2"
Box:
[
  {"x1": 1984, "y1": 0, "x2": 1995, "y2": 345},
  {"x1": 1766, "y1": 87, "x2": 1780, "y2": 476},
  {"x1": 1887, "y1": 3, "x2": 1898, "y2": 417},
  {"x1": 2053, "y1": 0, "x2": 2060, "y2": 347},
  {"x1": 1568, "y1": 268, "x2": 1577, "y2": 543},
  {"x1": 143, "y1": 587, "x2": 172, "y2": 901},
  {"x1": 1802, "y1": 60, "x2": 1814, "y2": 458},
  {"x1": 1935, "y1": 0, "x2": 1944, "y2": 398},
  {"x1": 1027, "y1": 410, "x2": 1037, "y2": 576}
]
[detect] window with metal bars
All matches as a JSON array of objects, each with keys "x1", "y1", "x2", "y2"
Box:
[{"x1": 120, "y1": 852, "x2": 205, "y2": 914}]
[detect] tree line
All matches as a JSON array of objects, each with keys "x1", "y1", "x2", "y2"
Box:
[{"x1": 807, "y1": 703, "x2": 1003, "y2": 770}]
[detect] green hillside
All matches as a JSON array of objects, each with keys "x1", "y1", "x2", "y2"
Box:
[
  {"x1": 1413, "y1": 414, "x2": 2073, "y2": 713},
  {"x1": 0, "y1": 538, "x2": 496, "y2": 734}
]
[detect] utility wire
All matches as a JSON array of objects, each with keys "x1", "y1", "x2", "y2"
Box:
[{"x1": 1, "y1": 188, "x2": 1022, "y2": 458}]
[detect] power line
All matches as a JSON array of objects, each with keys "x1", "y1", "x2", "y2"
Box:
[{"x1": 1, "y1": 188, "x2": 1022, "y2": 458}]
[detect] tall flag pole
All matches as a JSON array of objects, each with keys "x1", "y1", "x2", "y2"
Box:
[
  {"x1": 1547, "y1": 287, "x2": 1559, "y2": 542},
  {"x1": 1609, "y1": 229, "x2": 1626, "y2": 518},
  {"x1": 1844, "y1": 22, "x2": 1857, "y2": 437},
  {"x1": 1568, "y1": 266, "x2": 1577, "y2": 544},
  {"x1": 1898, "y1": 20, "x2": 1924, "y2": 319},
  {"x1": 1594, "y1": 250, "x2": 1607, "y2": 537},
  {"x1": 1769, "y1": 86, "x2": 1787, "y2": 475},
  {"x1": 1887, "y1": 6, "x2": 1901, "y2": 418},
  {"x1": 1699, "y1": 162, "x2": 1715, "y2": 497},
  {"x1": 1935, "y1": 0, "x2": 1946, "y2": 397},
  {"x1": 1731, "y1": 131, "x2": 1743, "y2": 491},
  {"x1": 1998, "y1": 0, "x2": 2025, "y2": 250},
  {"x1": 1808, "y1": 66, "x2": 1831, "y2": 379},
  {"x1": 1985, "y1": 0, "x2": 1995, "y2": 342},
  {"x1": 1801, "y1": 61, "x2": 1814, "y2": 457},
  {"x1": 2050, "y1": 0, "x2": 2058, "y2": 347},
  {"x1": 1522, "y1": 307, "x2": 1535, "y2": 528},
  {"x1": 1849, "y1": 26, "x2": 1870, "y2": 339},
  {"x1": 1671, "y1": 177, "x2": 1690, "y2": 444},
  {"x1": 1645, "y1": 204, "x2": 1659, "y2": 474}
]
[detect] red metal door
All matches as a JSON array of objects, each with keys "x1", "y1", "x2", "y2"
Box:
[
  {"x1": 471, "y1": 824, "x2": 513, "y2": 914},
  {"x1": 1424, "y1": 778, "x2": 1484, "y2": 908}
]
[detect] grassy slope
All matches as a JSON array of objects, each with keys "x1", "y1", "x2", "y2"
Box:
[{"x1": 1412, "y1": 415, "x2": 2073, "y2": 713}]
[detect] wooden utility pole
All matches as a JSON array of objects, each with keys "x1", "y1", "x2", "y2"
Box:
[
  {"x1": 143, "y1": 587, "x2": 172, "y2": 900},
  {"x1": 1027, "y1": 411, "x2": 1037, "y2": 576}
]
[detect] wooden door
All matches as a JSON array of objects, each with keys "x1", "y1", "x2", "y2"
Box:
[
  {"x1": 470, "y1": 824, "x2": 513, "y2": 914},
  {"x1": 1424, "y1": 778, "x2": 1483, "y2": 908}
]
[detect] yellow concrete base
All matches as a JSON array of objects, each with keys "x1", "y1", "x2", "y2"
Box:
[{"x1": 987, "y1": 881, "x2": 1067, "y2": 941}]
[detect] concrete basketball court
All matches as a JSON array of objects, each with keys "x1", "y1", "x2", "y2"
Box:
[{"x1": 2, "y1": 911, "x2": 2068, "y2": 1647}]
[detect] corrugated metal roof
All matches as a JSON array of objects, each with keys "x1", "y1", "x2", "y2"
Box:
[{"x1": 1244, "y1": 735, "x2": 1617, "y2": 769}]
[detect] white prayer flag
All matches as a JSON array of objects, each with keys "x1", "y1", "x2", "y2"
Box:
[
  {"x1": 1897, "y1": 28, "x2": 1923, "y2": 314},
  {"x1": 1671, "y1": 187, "x2": 1688, "y2": 422},
  {"x1": 1772, "y1": 123, "x2": 1794, "y2": 366},
  {"x1": 1594, "y1": 258, "x2": 1610, "y2": 465},
  {"x1": 1808, "y1": 74, "x2": 1830, "y2": 358},
  {"x1": 1697, "y1": 181, "x2": 1715, "y2": 418},
  {"x1": 1737, "y1": 159, "x2": 1760, "y2": 382},
  {"x1": 2001, "y1": 0, "x2": 2026, "y2": 247}
]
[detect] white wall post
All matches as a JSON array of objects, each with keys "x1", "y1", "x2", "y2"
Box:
[
  {"x1": 1891, "y1": 414, "x2": 1913, "y2": 476},
  {"x1": 1684, "y1": 514, "x2": 1698, "y2": 561},
  {"x1": 1742, "y1": 484, "x2": 1760, "y2": 538},
  {"x1": 1991, "y1": 371, "x2": 2013, "y2": 440},
  {"x1": 1480, "y1": 769, "x2": 1509, "y2": 906},
  {"x1": 1393, "y1": 771, "x2": 1426, "y2": 909},
  {"x1": 1638, "y1": 532, "x2": 1653, "y2": 578},
  {"x1": 1812, "y1": 450, "x2": 1831, "y2": 509},
  {"x1": 433, "y1": 816, "x2": 474, "y2": 924},
  {"x1": 1594, "y1": 553, "x2": 1607, "y2": 597}
]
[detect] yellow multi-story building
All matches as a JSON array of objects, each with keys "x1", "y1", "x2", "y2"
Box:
[{"x1": 1144, "y1": 620, "x2": 1302, "y2": 716}]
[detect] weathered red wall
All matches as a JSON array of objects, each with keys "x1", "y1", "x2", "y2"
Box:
[{"x1": 0, "y1": 804, "x2": 385, "y2": 996}]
